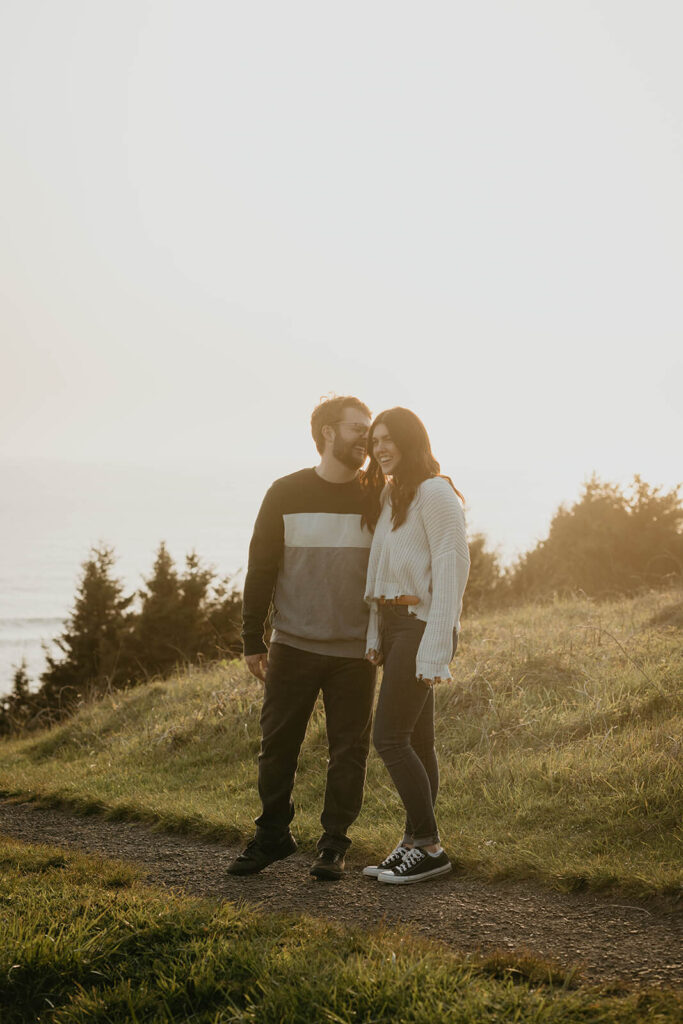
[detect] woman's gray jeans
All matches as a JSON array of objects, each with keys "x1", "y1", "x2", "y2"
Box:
[{"x1": 372, "y1": 604, "x2": 457, "y2": 847}]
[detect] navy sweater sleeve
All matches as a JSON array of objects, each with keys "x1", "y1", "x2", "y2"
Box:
[{"x1": 241, "y1": 483, "x2": 284, "y2": 655}]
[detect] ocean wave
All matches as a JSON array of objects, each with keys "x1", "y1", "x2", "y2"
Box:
[{"x1": 0, "y1": 618, "x2": 65, "y2": 629}]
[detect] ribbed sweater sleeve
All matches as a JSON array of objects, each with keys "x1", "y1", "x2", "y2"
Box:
[
  {"x1": 241, "y1": 483, "x2": 284, "y2": 655},
  {"x1": 366, "y1": 601, "x2": 381, "y2": 655},
  {"x1": 415, "y1": 480, "x2": 470, "y2": 681}
]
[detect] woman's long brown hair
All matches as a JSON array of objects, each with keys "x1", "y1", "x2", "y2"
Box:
[{"x1": 361, "y1": 407, "x2": 465, "y2": 532}]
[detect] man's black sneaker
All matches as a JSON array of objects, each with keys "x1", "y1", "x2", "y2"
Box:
[
  {"x1": 362, "y1": 843, "x2": 411, "y2": 878},
  {"x1": 309, "y1": 849, "x2": 345, "y2": 880},
  {"x1": 377, "y1": 846, "x2": 451, "y2": 885},
  {"x1": 227, "y1": 835, "x2": 297, "y2": 876}
]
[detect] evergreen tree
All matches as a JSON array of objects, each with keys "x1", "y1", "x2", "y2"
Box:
[
  {"x1": 10, "y1": 659, "x2": 30, "y2": 703},
  {"x1": 133, "y1": 542, "x2": 185, "y2": 677},
  {"x1": 0, "y1": 660, "x2": 33, "y2": 735},
  {"x1": 176, "y1": 551, "x2": 242, "y2": 663},
  {"x1": 2, "y1": 542, "x2": 242, "y2": 737},
  {"x1": 38, "y1": 545, "x2": 134, "y2": 710},
  {"x1": 203, "y1": 574, "x2": 243, "y2": 661},
  {"x1": 178, "y1": 550, "x2": 215, "y2": 659},
  {"x1": 134, "y1": 545, "x2": 242, "y2": 677}
]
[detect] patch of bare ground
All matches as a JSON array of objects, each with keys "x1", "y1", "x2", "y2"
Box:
[{"x1": 1, "y1": 797, "x2": 680, "y2": 990}]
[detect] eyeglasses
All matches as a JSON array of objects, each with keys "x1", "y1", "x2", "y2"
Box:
[{"x1": 331, "y1": 421, "x2": 369, "y2": 438}]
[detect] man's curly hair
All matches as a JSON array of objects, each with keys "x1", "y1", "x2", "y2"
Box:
[{"x1": 310, "y1": 395, "x2": 372, "y2": 454}]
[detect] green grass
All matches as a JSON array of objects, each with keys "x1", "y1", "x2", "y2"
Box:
[
  {"x1": 1, "y1": 836, "x2": 680, "y2": 1023},
  {"x1": 1, "y1": 590, "x2": 681, "y2": 899}
]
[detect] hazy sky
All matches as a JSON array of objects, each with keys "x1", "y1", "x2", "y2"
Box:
[{"x1": 1, "y1": 0, "x2": 681, "y2": 560}]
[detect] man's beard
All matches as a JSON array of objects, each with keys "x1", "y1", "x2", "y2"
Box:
[{"x1": 333, "y1": 434, "x2": 366, "y2": 471}]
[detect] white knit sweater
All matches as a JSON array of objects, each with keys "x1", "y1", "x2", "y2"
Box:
[{"x1": 364, "y1": 476, "x2": 470, "y2": 681}]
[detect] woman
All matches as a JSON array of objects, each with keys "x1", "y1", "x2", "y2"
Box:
[{"x1": 362, "y1": 407, "x2": 470, "y2": 884}]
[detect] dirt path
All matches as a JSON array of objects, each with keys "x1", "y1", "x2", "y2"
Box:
[{"x1": 1, "y1": 797, "x2": 680, "y2": 989}]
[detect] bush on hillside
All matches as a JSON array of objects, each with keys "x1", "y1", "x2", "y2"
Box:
[
  {"x1": 508, "y1": 474, "x2": 683, "y2": 600},
  {"x1": 462, "y1": 534, "x2": 507, "y2": 614}
]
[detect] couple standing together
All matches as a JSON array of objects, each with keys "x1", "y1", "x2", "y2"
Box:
[{"x1": 228, "y1": 395, "x2": 470, "y2": 885}]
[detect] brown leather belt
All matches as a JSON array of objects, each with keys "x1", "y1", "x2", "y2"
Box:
[{"x1": 378, "y1": 595, "x2": 420, "y2": 606}]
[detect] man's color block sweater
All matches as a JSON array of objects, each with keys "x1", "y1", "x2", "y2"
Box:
[{"x1": 242, "y1": 468, "x2": 372, "y2": 659}]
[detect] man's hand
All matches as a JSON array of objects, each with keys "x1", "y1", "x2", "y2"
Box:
[
  {"x1": 366, "y1": 648, "x2": 383, "y2": 666},
  {"x1": 245, "y1": 652, "x2": 269, "y2": 682}
]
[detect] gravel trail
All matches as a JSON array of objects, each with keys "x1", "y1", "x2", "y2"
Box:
[{"x1": 1, "y1": 797, "x2": 680, "y2": 989}]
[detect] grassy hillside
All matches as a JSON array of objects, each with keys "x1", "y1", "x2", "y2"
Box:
[{"x1": 1, "y1": 590, "x2": 681, "y2": 898}]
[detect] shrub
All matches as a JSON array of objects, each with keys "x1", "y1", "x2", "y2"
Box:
[
  {"x1": 508, "y1": 474, "x2": 682, "y2": 600},
  {"x1": 463, "y1": 533, "x2": 507, "y2": 614}
]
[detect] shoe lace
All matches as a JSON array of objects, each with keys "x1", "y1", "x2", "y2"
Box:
[
  {"x1": 395, "y1": 847, "x2": 426, "y2": 873},
  {"x1": 383, "y1": 844, "x2": 407, "y2": 865}
]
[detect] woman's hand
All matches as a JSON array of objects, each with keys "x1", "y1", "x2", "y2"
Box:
[
  {"x1": 366, "y1": 648, "x2": 383, "y2": 666},
  {"x1": 417, "y1": 674, "x2": 441, "y2": 687}
]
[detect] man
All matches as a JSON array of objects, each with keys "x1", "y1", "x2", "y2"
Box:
[{"x1": 227, "y1": 395, "x2": 376, "y2": 881}]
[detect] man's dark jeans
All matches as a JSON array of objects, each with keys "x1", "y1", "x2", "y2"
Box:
[
  {"x1": 255, "y1": 641, "x2": 376, "y2": 855},
  {"x1": 373, "y1": 605, "x2": 457, "y2": 847}
]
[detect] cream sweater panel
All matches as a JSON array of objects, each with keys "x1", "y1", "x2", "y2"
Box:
[{"x1": 364, "y1": 476, "x2": 470, "y2": 681}]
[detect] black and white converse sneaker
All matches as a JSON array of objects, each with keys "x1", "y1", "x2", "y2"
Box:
[
  {"x1": 377, "y1": 846, "x2": 451, "y2": 884},
  {"x1": 362, "y1": 843, "x2": 411, "y2": 878}
]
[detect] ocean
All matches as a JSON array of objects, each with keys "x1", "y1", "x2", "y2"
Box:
[{"x1": 0, "y1": 458, "x2": 278, "y2": 697}]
